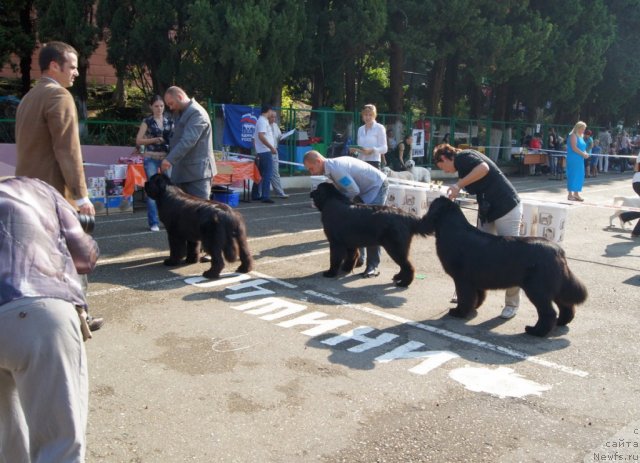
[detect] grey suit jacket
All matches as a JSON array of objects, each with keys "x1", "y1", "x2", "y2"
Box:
[{"x1": 166, "y1": 99, "x2": 216, "y2": 183}]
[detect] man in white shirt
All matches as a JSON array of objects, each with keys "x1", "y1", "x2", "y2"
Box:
[
  {"x1": 252, "y1": 105, "x2": 277, "y2": 203},
  {"x1": 268, "y1": 111, "x2": 288, "y2": 198}
]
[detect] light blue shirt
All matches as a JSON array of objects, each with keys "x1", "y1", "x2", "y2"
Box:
[{"x1": 323, "y1": 156, "x2": 386, "y2": 203}]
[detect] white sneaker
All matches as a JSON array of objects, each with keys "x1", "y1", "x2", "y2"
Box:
[
  {"x1": 500, "y1": 306, "x2": 518, "y2": 319},
  {"x1": 150, "y1": 225, "x2": 160, "y2": 232}
]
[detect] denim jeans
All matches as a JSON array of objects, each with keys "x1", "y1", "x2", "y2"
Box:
[
  {"x1": 143, "y1": 157, "x2": 162, "y2": 227},
  {"x1": 251, "y1": 151, "x2": 273, "y2": 200}
]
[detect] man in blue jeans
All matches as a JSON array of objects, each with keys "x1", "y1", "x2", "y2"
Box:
[
  {"x1": 304, "y1": 150, "x2": 389, "y2": 277},
  {"x1": 251, "y1": 104, "x2": 276, "y2": 203}
]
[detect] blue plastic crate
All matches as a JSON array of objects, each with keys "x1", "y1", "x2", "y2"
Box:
[{"x1": 212, "y1": 191, "x2": 240, "y2": 207}]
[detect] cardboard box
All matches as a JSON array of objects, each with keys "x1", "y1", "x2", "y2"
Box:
[{"x1": 520, "y1": 199, "x2": 569, "y2": 243}]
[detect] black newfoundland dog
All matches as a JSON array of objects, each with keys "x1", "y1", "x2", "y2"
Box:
[
  {"x1": 310, "y1": 182, "x2": 429, "y2": 287},
  {"x1": 144, "y1": 174, "x2": 253, "y2": 279},
  {"x1": 423, "y1": 196, "x2": 587, "y2": 337}
]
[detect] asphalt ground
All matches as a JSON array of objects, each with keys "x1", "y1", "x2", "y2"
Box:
[{"x1": 85, "y1": 171, "x2": 639, "y2": 463}]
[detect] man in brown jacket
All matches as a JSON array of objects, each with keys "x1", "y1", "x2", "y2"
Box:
[
  {"x1": 15, "y1": 41, "x2": 103, "y2": 331},
  {"x1": 15, "y1": 41, "x2": 94, "y2": 217}
]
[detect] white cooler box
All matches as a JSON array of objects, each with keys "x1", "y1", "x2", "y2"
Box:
[
  {"x1": 520, "y1": 199, "x2": 569, "y2": 243},
  {"x1": 386, "y1": 183, "x2": 447, "y2": 216}
]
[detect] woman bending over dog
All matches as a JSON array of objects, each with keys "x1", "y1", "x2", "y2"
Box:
[{"x1": 433, "y1": 143, "x2": 522, "y2": 320}]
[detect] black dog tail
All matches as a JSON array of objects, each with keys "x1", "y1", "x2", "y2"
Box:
[
  {"x1": 415, "y1": 213, "x2": 432, "y2": 237},
  {"x1": 620, "y1": 211, "x2": 640, "y2": 223},
  {"x1": 558, "y1": 267, "x2": 588, "y2": 306}
]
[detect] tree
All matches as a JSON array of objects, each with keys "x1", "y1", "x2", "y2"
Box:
[
  {"x1": 524, "y1": 0, "x2": 614, "y2": 122},
  {"x1": 96, "y1": 0, "x2": 136, "y2": 106},
  {"x1": 0, "y1": 0, "x2": 37, "y2": 96},
  {"x1": 589, "y1": 0, "x2": 640, "y2": 126},
  {"x1": 36, "y1": 0, "x2": 100, "y2": 117},
  {"x1": 288, "y1": 0, "x2": 386, "y2": 110},
  {"x1": 383, "y1": 1, "x2": 435, "y2": 116}
]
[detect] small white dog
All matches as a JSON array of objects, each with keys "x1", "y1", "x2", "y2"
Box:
[
  {"x1": 405, "y1": 160, "x2": 431, "y2": 183},
  {"x1": 609, "y1": 196, "x2": 640, "y2": 228},
  {"x1": 382, "y1": 166, "x2": 414, "y2": 181}
]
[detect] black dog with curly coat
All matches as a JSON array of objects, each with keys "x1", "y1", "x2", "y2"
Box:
[
  {"x1": 310, "y1": 182, "x2": 429, "y2": 287},
  {"x1": 423, "y1": 196, "x2": 587, "y2": 337},
  {"x1": 144, "y1": 174, "x2": 253, "y2": 279}
]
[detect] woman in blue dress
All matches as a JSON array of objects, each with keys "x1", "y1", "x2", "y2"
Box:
[
  {"x1": 135, "y1": 95, "x2": 173, "y2": 230},
  {"x1": 566, "y1": 121, "x2": 590, "y2": 201}
]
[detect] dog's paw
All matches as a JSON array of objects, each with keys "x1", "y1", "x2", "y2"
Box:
[
  {"x1": 448, "y1": 307, "x2": 468, "y2": 318},
  {"x1": 393, "y1": 276, "x2": 412, "y2": 287},
  {"x1": 525, "y1": 324, "x2": 551, "y2": 337},
  {"x1": 202, "y1": 270, "x2": 221, "y2": 280},
  {"x1": 323, "y1": 270, "x2": 338, "y2": 278},
  {"x1": 236, "y1": 263, "x2": 252, "y2": 273},
  {"x1": 163, "y1": 258, "x2": 183, "y2": 266},
  {"x1": 341, "y1": 263, "x2": 356, "y2": 273}
]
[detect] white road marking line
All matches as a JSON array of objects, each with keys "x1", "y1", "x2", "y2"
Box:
[
  {"x1": 88, "y1": 258, "x2": 588, "y2": 379},
  {"x1": 303, "y1": 289, "x2": 589, "y2": 378},
  {"x1": 87, "y1": 275, "x2": 187, "y2": 296}
]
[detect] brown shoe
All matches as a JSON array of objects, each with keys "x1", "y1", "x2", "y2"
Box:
[{"x1": 88, "y1": 316, "x2": 104, "y2": 332}]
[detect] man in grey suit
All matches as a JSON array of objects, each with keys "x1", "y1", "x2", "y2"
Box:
[{"x1": 161, "y1": 86, "x2": 216, "y2": 199}]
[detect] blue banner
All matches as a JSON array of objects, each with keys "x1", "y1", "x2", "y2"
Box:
[{"x1": 222, "y1": 104, "x2": 261, "y2": 149}]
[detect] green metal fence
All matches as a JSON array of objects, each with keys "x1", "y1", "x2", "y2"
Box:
[{"x1": 1, "y1": 108, "x2": 604, "y2": 172}]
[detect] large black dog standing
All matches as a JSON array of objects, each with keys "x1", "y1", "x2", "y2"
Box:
[
  {"x1": 423, "y1": 196, "x2": 587, "y2": 337},
  {"x1": 310, "y1": 182, "x2": 429, "y2": 287},
  {"x1": 144, "y1": 174, "x2": 253, "y2": 279}
]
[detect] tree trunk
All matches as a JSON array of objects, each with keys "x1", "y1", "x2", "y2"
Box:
[
  {"x1": 311, "y1": 67, "x2": 325, "y2": 108},
  {"x1": 18, "y1": 1, "x2": 34, "y2": 96},
  {"x1": 270, "y1": 84, "x2": 283, "y2": 109},
  {"x1": 113, "y1": 74, "x2": 127, "y2": 107},
  {"x1": 344, "y1": 60, "x2": 356, "y2": 112},
  {"x1": 468, "y1": 79, "x2": 481, "y2": 120},
  {"x1": 441, "y1": 54, "x2": 458, "y2": 117},
  {"x1": 74, "y1": 58, "x2": 90, "y2": 120},
  {"x1": 388, "y1": 40, "x2": 404, "y2": 117},
  {"x1": 426, "y1": 57, "x2": 446, "y2": 116},
  {"x1": 492, "y1": 83, "x2": 510, "y2": 122},
  {"x1": 19, "y1": 55, "x2": 32, "y2": 96}
]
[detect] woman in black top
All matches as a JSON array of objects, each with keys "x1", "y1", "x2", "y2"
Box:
[
  {"x1": 433, "y1": 143, "x2": 522, "y2": 320},
  {"x1": 387, "y1": 132, "x2": 413, "y2": 171}
]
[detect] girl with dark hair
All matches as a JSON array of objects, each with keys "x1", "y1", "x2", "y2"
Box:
[{"x1": 135, "y1": 95, "x2": 173, "y2": 231}]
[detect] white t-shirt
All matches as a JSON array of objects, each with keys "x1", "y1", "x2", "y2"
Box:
[
  {"x1": 633, "y1": 153, "x2": 640, "y2": 184},
  {"x1": 356, "y1": 121, "x2": 388, "y2": 163},
  {"x1": 254, "y1": 115, "x2": 274, "y2": 153}
]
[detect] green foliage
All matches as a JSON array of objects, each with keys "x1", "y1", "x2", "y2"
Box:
[
  {"x1": 1, "y1": 0, "x2": 639, "y2": 126},
  {"x1": 590, "y1": 0, "x2": 640, "y2": 125}
]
